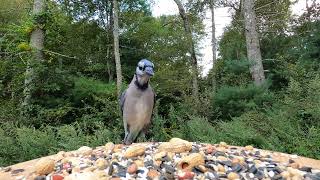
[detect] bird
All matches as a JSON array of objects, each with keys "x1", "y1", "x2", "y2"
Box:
[{"x1": 119, "y1": 59, "x2": 156, "y2": 145}]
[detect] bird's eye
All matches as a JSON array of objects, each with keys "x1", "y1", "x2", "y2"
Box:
[{"x1": 139, "y1": 66, "x2": 143, "y2": 70}]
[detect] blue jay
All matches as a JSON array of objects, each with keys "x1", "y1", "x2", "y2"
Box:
[{"x1": 120, "y1": 59, "x2": 156, "y2": 145}]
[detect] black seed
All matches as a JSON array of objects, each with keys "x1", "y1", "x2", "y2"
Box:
[
  {"x1": 159, "y1": 175, "x2": 168, "y2": 180},
  {"x1": 271, "y1": 174, "x2": 284, "y2": 180},
  {"x1": 299, "y1": 166, "x2": 312, "y2": 172},
  {"x1": 90, "y1": 154, "x2": 97, "y2": 161},
  {"x1": 219, "y1": 173, "x2": 227, "y2": 178},
  {"x1": 249, "y1": 165, "x2": 258, "y2": 174},
  {"x1": 34, "y1": 176, "x2": 46, "y2": 180},
  {"x1": 255, "y1": 151, "x2": 261, "y2": 156},
  {"x1": 11, "y1": 168, "x2": 24, "y2": 175},
  {"x1": 161, "y1": 155, "x2": 171, "y2": 162},
  {"x1": 205, "y1": 164, "x2": 215, "y2": 170},
  {"x1": 194, "y1": 166, "x2": 206, "y2": 173},
  {"x1": 219, "y1": 160, "x2": 232, "y2": 167},
  {"x1": 256, "y1": 170, "x2": 264, "y2": 179},
  {"x1": 137, "y1": 169, "x2": 145, "y2": 174},
  {"x1": 3, "y1": 167, "x2": 11, "y2": 172},
  {"x1": 164, "y1": 171, "x2": 175, "y2": 180},
  {"x1": 288, "y1": 159, "x2": 295, "y2": 163},
  {"x1": 205, "y1": 160, "x2": 216, "y2": 165},
  {"x1": 232, "y1": 164, "x2": 242, "y2": 172},
  {"x1": 273, "y1": 167, "x2": 283, "y2": 174},
  {"x1": 242, "y1": 163, "x2": 249, "y2": 170},
  {"x1": 241, "y1": 150, "x2": 247, "y2": 157},
  {"x1": 67, "y1": 168, "x2": 72, "y2": 174},
  {"x1": 116, "y1": 170, "x2": 127, "y2": 177},
  {"x1": 214, "y1": 151, "x2": 226, "y2": 157},
  {"x1": 108, "y1": 164, "x2": 114, "y2": 175},
  {"x1": 163, "y1": 164, "x2": 175, "y2": 174},
  {"x1": 258, "y1": 167, "x2": 265, "y2": 171},
  {"x1": 144, "y1": 160, "x2": 154, "y2": 168},
  {"x1": 191, "y1": 146, "x2": 200, "y2": 153}
]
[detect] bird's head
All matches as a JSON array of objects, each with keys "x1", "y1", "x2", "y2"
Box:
[
  {"x1": 134, "y1": 59, "x2": 154, "y2": 89},
  {"x1": 136, "y1": 59, "x2": 154, "y2": 77}
]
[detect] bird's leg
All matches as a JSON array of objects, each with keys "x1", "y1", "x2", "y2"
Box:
[
  {"x1": 123, "y1": 120, "x2": 128, "y2": 143},
  {"x1": 124, "y1": 127, "x2": 140, "y2": 145}
]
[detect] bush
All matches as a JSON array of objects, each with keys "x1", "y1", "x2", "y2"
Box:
[
  {"x1": 182, "y1": 117, "x2": 218, "y2": 143},
  {"x1": 211, "y1": 84, "x2": 274, "y2": 120},
  {"x1": 0, "y1": 121, "x2": 121, "y2": 167},
  {"x1": 218, "y1": 118, "x2": 267, "y2": 148},
  {"x1": 16, "y1": 126, "x2": 57, "y2": 160}
]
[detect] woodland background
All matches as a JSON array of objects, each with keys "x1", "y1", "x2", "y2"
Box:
[{"x1": 0, "y1": 0, "x2": 319, "y2": 166}]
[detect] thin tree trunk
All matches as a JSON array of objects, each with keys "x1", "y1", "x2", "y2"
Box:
[
  {"x1": 242, "y1": 0, "x2": 265, "y2": 86},
  {"x1": 113, "y1": 0, "x2": 122, "y2": 98},
  {"x1": 106, "y1": 46, "x2": 113, "y2": 83},
  {"x1": 22, "y1": 0, "x2": 45, "y2": 107},
  {"x1": 210, "y1": 0, "x2": 217, "y2": 90},
  {"x1": 109, "y1": 0, "x2": 114, "y2": 32},
  {"x1": 102, "y1": 1, "x2": 113, "y2": 82},
  {"x1": 173, "y1": 0, "x2": 199, "y2": 100}
]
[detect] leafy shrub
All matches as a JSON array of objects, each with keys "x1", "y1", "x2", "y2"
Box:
[
  {"x1": 212, "y1": 84, "x2": 274, "y2": 120},
  {"x1": 214, "y1": 59, "x2": 252, "y2": 87},
  {"x1": 218, "y1": 118, "x2": 267, "y2": 148},
  {"x1": 16, "y1": 126, "x2": 57, "y2": 160},
  {"x1": 148, "y1": 115, "x2": 171, "y2": 142},
  {"x1": 0, "y1": 121, "x2": 122, "y2": 167},
  {"x1": 182, "y1": 117, "x2": 218, "y2": 143}
]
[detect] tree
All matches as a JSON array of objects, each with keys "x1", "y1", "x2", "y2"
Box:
[
  {"x1": 113, "y1": 0, "x2": 122, "y2": 98},
  {"x1": 242, "y1": 0, "x2": 265, "y2": 85},
  {"x1": 173, "y1": 0, "x2": 199, "y2": 101},
  {"x1": 22, "y1": 0, "x2": 46, "y2": 107},
  {"x1": 210, "y1": 0, "x2": 217, "y2": 89}
]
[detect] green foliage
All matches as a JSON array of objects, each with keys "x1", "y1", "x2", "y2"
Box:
[
  {"x1": 214, "y1": 59, "x2": 252, "y2": 87},
  {"x1": 72, "y1": 77, "x2": 117, "y2": 104},
  {"x1": 219, "y1": 27, "x2": 246, "y2": 61},
  {"x1": 16, "y1": 126, "x2": 57, "y2": 160},
  {"x1": 212, "y1": 84, "x2": 273, "y2": 119},
  {"x1": 0, "y1": 0, "x2": 30, "y2": 25},
  {"x1": 0, "y1": 121, "x2": 121, "y2": 166},
  {"x1": 182, "y1": 117, "x2": 218, "y2": 143}
]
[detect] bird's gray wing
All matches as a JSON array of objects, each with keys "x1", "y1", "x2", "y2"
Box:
[{"x1": 119, "y1": 89, "x2": 127, "y2": 114}]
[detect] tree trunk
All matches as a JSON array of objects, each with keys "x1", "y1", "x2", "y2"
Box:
[
  {"x1": 210, "y1": 0, "x2": 217, "y2": 90},
  {"x1": 22, "y1": 0, "x2": 45, "y2": 107},
  {"x1": 173, "y1": 0, "x2": 199, "y2": 100},
  {"x1": 102, "y1": 1, "x2": 114, "y2": 82},
  {"x1": 113, "y1": 0, "x2": 122, "y2": 98},
  {"x1": 106, "y1": 46, "x2": 113, "y2": 83},
  {"x1": 242, "y1": 0, "x2": 265, "y2": 86}
]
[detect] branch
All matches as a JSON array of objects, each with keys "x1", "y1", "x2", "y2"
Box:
[
  {"x1": 255, "y1": 1, "x2": 276, "y2": 11},
  {"x1": 43, "y1": 50, "x2": 78, "y2": 59}
]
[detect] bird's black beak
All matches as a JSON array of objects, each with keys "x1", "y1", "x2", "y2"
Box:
[{"x1": 145, "y1": 66, "x2": 154, "y2": 76}]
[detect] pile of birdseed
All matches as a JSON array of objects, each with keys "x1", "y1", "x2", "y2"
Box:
[{"x1": 1, "y1": 138, "x2": 320, "y2": 180}]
